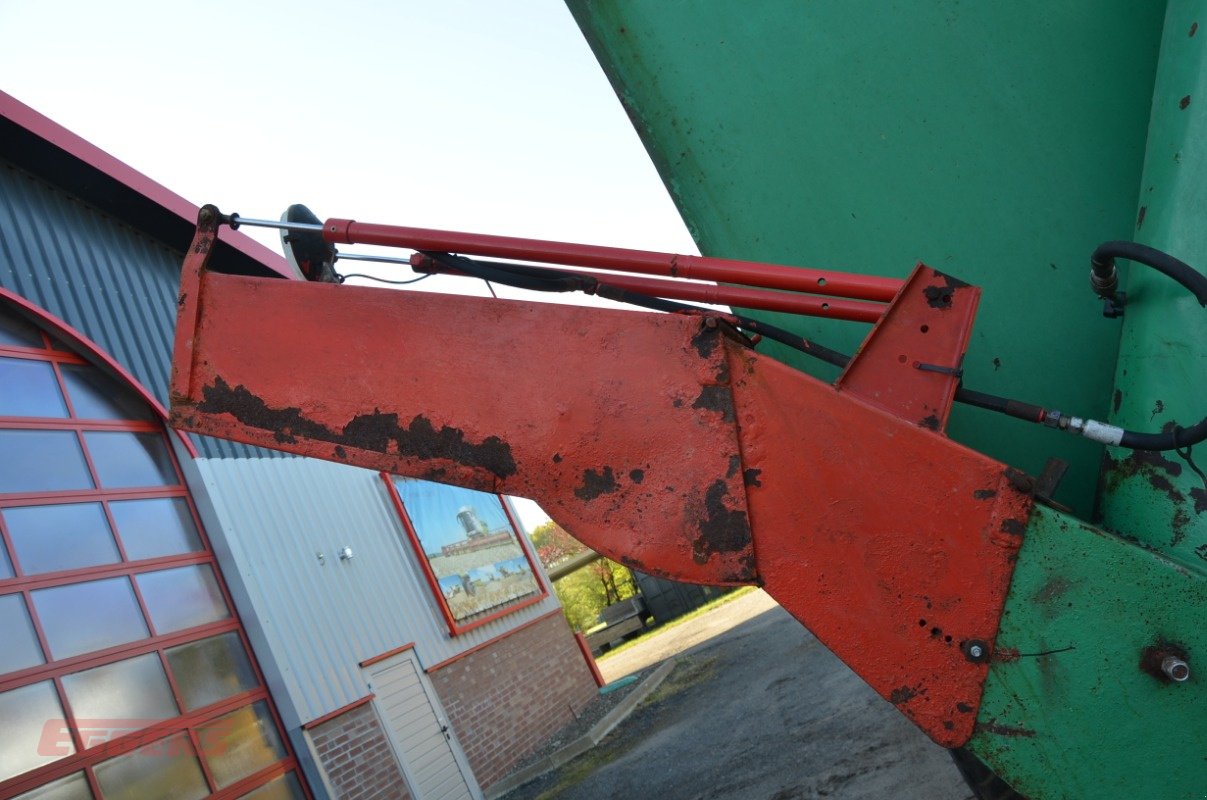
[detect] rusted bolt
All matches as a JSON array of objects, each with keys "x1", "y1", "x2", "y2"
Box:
[
  {"x1": 963, "y1": 640, "x2": 990, "y2": 663},
  {"x1": 704, "y1": 317, "x2": 719, "y2": 329},
  {"x1": 1162, "y1": 656, "x2": 1191, "y2": 683}
]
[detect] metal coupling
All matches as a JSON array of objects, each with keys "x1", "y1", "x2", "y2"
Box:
[
  {"x1": 1089, "y1": 261, "x2": 1118, "y2": 299},
  {"x1": 1161, "y1": 656, "x2": 1191, "y2": 683}
]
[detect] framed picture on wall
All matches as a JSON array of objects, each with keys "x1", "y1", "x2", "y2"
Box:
[{"x1": 384, "y1": 475, "x2": 547, "y2": 634}]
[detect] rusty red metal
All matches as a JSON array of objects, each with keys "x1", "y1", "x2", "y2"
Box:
[
  {"x1": 322, "y1": 217, "x2": 903, "y2": 302},
  {"x1": 836, "y1": 264, "x2": 980, "y2": 429},
  {"x1": 169, "y1": 211, "x2": 1030, "y2": 747},
  {"x1": 409, "y1": 254, "x2": 887, "y2": 323}
]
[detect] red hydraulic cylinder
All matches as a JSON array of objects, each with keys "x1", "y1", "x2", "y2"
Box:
[{"x1": 323, "y1": 218, "x2": 903, "y2": 302}]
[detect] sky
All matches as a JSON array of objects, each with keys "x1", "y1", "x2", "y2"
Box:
[{"x1": 0, "y1": 0, "x2": 700, "y2": 533}]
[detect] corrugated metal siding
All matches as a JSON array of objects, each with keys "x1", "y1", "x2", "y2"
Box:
[
  {"x1": 0, "y1": 158, "x2": 280, "y2": 459},
  {"x1": 191, "y1": 456, "x2": 563, "y2": 728}
]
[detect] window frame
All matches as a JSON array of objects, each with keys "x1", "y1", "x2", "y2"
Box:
[{"x1": 381, "y1": 472, "x2": 549, "y2": 636}]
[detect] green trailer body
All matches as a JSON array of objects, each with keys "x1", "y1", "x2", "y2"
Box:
[{"x1": 567, "y1": 2, "x2": 1207, "y2": 796}]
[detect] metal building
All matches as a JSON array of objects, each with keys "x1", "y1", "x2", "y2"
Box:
[{"x1": 0, "y1": 92, "x2": 597, "y2": 800}]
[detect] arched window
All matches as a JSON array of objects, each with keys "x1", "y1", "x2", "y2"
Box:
[{"x1": 0, "y1": 307, "x2": 307, "y2": 799}]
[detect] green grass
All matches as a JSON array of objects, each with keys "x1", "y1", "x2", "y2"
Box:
[{"x1": 596, "y1": 585, "x2": 759, "y2": 662}]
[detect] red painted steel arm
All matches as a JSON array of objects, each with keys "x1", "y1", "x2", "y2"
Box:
[{"x1": 170, "y1": 211, "x2": 1030, "y2": 748}]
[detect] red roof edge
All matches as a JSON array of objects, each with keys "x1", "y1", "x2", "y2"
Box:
[{"x1": 0, "y1": 90, "x2": 291, "y2": 278}]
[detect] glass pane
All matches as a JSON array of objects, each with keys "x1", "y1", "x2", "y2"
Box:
[
  {"x1": 165, "y1": 632, "x2": 257, "y2": 711},
  {"x1": 197, "y1": 701, "x2": 285, "y2": 789},
  {"x1": 60, "y1": 364, "x2": 156, "y2": 422},
  {"x1": 0, "y1": 358, "x2": 68, "y2": 418},
  {"x1": 0, "y1": 314, "x2": 45, "y2": 349},
  {"x1": 61, "y1": 653, "x2": 178, "y2": 739},
  {"x1": 93, "y1": 733, "x2": 208, "y2": 800},
  {"x1": 32, "y1": 577, "x2": 149, "y2": 660},
  {"x1": 136, "y1": 564, "x2": 228, "y2": 635},
  {"x1": 0, "y1": 680, "x2": 74, "y2": 782},
  {"x1": 13, "y1": 771, "x2": 93, "y2": 800},
  {"x1": 83, "y1": 432, "x2": 177, "y2": 489},
  {"x1": 109, "y1": 498, "x2": 201, "y2": 561},
  {"x1": 0, "y1": 592, "x2": 45, "y2": 674},
  {"x1": 238, "y1": 772, "x2": 304, "y2": 800},
  {"x1": 3, "y1": 503, "x2": 120, "y2": 575},
  {"x1": 0, "y1": 431, "x2": 93, "y2": 494}
]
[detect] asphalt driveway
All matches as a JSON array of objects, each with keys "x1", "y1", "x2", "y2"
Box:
[{"x1": 506, "y1": 590, "x2": 972, "y2": 800}]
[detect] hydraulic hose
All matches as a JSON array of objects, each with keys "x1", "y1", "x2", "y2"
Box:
[{"x1": 1087, "y1": 241, "x2": 1207, "y2": 450}]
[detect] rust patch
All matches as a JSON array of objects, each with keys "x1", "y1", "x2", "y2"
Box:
[
  {"x1": 889, "y1": 685, "x2": 917, "y2": 705},
  {"x1": 197, "y1": 377, "x2": 518, "y2": 477},
  {"x1": 1004, "y1": 467, "x2": 1035, "y2": 494},
  {"x1": 992, "y1": 357, "x2": 1001, "y2": 371},
  {"x1": 955, "y1": 702, "x2": 974, "y2": 714},
  {"x1": 629, "y1": 468, "x2": 645, "y2": 484},
  {"x1": 1180, "y1": 95, "x2": 1192, "y2": 110},
  {"x1": 922, "y1": 285, "x2": 953, "y2": 309},
  {"x1": 552, "y1": 453, "x2": 562, "y2": 463},
  {"x1": 942, "y1": 720, "x2": 954, "y2": 731},
  {"x1": 920, "y1": 414, "x2": 941, "y2": 431},
  {"x1": 992, "y1": 648, "x2": 1020, "y2": 663},
  {"x1": 973, "y1": 489, "x2": 997, "y2": 500},
  {"x1": 691, "y1": 479, "x2": 752, "y2": 564},
  {"x1": 334, "y1": 445, "x2": 346, "y2": 459},
  {"x1": 1192, "y1": 487, "x2": 1207, "y2": 515},
  {"x1": 743, "y1": 468, "x2": 763, "y2": 488},
  {"x1": 999, "y1": 518, "x2": 1026, "y2": 536},
  {"x1": 976, "y1": 721, "x2": 1036, "y2": 738},
  {"x1": 1033, "y1": 576, "x2": 1070, "y2": 603},
  {"x1": 690, "y1": 325, "x2": 720, "y2": 358},
  {"x1": 575, "y1": 467, "x2": 619, "y2": 501},
  {"x1": 1137, "y1": 205, "x2": 1147, "y2": 228},
  {"x1": 1191, "y1": 21, "x2": 1199, "y2": 36},
  {"x1": 1171, "y1": 508, "x2": 1191, "y2": 547},
  {"x1": 692, "y1": 385, "x2": 736, "y2": 423},
  {"x1": 1113, "y1": 389, "x2": 1122, "y2": 413}
]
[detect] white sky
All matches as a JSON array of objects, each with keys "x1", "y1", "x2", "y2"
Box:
[{"x1": 1, "y1": 0, "x2": 701, "y2": 533}]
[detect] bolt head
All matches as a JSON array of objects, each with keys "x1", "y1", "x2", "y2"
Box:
[
  {"x1": 1162, "y1": 656, "x2": 1191, "y2": 683},
  {"x1": 969, "y1": 645, "x2": 984, "y2": 658}
]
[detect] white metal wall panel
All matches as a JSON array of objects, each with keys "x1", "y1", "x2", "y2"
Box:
[
  {"x1": 0, "y1": 159, "x2": 285, "y2": 460},
  {"x1": 189, "y1": 455, "x2": 562, "y2": 728}
]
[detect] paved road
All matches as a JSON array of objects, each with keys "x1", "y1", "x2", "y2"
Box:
[{"x1": 510, "y1": 590, "x2": 972, "y2": 800}]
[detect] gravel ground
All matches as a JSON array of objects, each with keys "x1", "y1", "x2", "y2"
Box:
[{"x1": 502, "y1": 590, "x2": 973, "y2": 800}]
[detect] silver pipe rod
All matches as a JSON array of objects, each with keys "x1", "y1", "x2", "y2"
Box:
[
  {"x1": 334, "y1": 252, "x2": 417, "y2": 266},
  {"x1": 227, "y1": 214, "x2": 325, "y2": 232}
]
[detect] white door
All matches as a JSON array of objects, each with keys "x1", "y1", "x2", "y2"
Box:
[{"x1": 364, "y1": 652, "x2": 479, "y2": 800}]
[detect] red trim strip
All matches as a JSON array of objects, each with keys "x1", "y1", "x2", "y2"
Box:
[
  {"x1": 425, "y1": 608, "x2": 563, "y2": 673},
  {"x1": 0, "y1": 90, "x2": 289, "y2": 279},
  {"x1": 573, "y1": 632, "x2": 606, "y2": 688},
  {"x1": 0, "y1": 288, "x2": 198, "y2": 458},
  {"x1": 359, "y1": 642, "x2": 416, "y2": 668},
  {"x1": 301, "y1": 695, "x2": 375, "y2": 730}
]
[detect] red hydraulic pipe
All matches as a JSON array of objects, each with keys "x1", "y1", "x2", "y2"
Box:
[
  {"x1": 409, "y1": 254, "x2": 886, "y2": 323},
  {"x1": 324, "y1": 219, "x2": 902, "y2": 303}
]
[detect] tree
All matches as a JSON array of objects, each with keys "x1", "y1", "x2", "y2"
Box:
[
  {"x1": 553, "y1": 558, "x2": 639, "y2": 632},
  {"x1": 529, "y1": 520, "x2": 587, "y2": 569}
]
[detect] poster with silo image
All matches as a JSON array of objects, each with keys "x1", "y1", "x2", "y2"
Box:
[{"x1": 393, "y1": 478, "x2": 540, "y2": 622}]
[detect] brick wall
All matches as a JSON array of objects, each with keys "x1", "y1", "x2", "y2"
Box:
[
  {"x1": 309, "y1": 701, "x2": 413, "y2": 800},
  {"x1": 428, "y1": 612, "x2": 598, "y2": 791}
]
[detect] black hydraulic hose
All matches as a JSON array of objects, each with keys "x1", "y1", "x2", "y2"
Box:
[
  {"x1": 1088, "y1": 241, "x2": 1207, "y2": 450},
  {"x1": 1091, "y1": 241, "x2": 1207, "y2": 306}
]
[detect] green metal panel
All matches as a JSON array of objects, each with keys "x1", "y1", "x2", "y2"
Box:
[
  {"x1": 1099, "y1": 0, "x2": 1207, "y2": 568},
  {"x1": 970, "y1": 505, "x2": 1207, "y2": 798},
  {"x1": 567, "y1": 1, "x2": 1165, "y2": 516}
]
